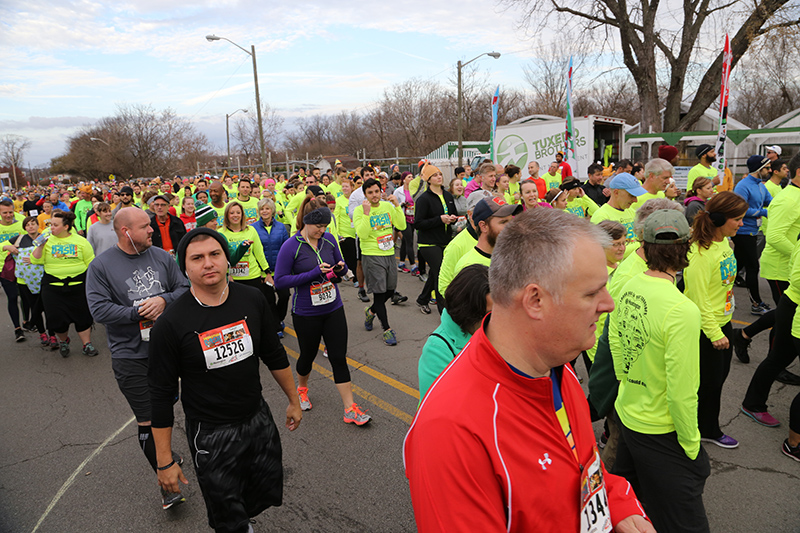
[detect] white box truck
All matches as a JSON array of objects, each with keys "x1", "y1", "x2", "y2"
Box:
[{"x1": 492, "y1": 115, "x2": 626, "y2": 179}]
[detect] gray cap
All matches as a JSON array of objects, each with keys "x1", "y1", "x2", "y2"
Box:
[{"x1": 643, "y1": 209, "x2": 691, "y2": 244}]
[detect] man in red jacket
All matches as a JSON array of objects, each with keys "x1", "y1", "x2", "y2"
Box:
[{"x1": 404, "y1": 208, "x2": 653, "y2": 533}]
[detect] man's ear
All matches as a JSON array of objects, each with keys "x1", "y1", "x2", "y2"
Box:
[{"x1": 520, "y1": 283, "x2": 545, "y2": 320}]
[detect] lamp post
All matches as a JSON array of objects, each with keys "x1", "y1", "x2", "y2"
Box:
[
  {"x1": 89, "y1": 137, "x2": 109, "y2": 146},
  {"x1": 206, "y1": 34, "x2": 267, "y2": 173},
  {"x1": 457, "y1": 52, "x2": 501, "y2": 167},
  {"x1": 226, "y1": 108, "x2": 248, "y2": 169}
]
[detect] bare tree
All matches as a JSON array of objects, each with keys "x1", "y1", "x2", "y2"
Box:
[
  {"x1": 231, "y1": 102, "x2": 284, "y2": 160},
  {"x1": 0, "y1": 134, "x2": 32, "y2": 189},
  {"x1": 504, "y1": 0, "x2": 800, "y2": 135}
]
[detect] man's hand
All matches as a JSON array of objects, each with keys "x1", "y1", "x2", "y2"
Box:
[
  {"x1": 387, "y1": 195, "x2": 399, "y2": 207},
  {"x1": 263, "y1": 272, "x2": 274, "y2": 285},
  {"x1": 712, "y1": 336, "x2": 730, "y2": 350},
  {"x1": 361, "y1": 200, "x2": 371, "y2": 216},
  {"x1": 139, "y1": 296, "x2": 166, "y2": 320},
  {"x1": 286, "y1": 402, "x2": 302, "y2": 431},
  {"x1": 602, "y1": 187, "x2": 611, "y2": 197},
  {"x1": 615, "y1": 515, "x2": 656, "y2": 533},
  {"x1": 440, "y1": 214, "x2": 458, "y2": 224},
  {"x1": 157, "y1": 462, "x2": 188, "y2": 494}
]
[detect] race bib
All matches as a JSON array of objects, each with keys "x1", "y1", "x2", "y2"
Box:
[
  {"x1": 377, "y1": 234, "x2": 394, "y2": 251},
  {"x1": 404, "y1": 206, "x2": 414, "y2": 216},
  {"x1": 310, "y1": 281, "x2": 337, "y2": 306},
  {"x1": 197, "y1": 320, "x2": 254, "y2": 370},
  {"x1": 579, "y1": 449, "x2": 612, "y2": 533},
  {"x1": 140, "y1": 319, "x2": 154, "y2": 341},
  {"x1": 231, "y1": 261, "x2": 249, "y2": 277},
  {"x1": 724, "y1": 287, "x2": 735, "y2": 316},
  {"x1": 29, "y1": 209, "x2": 38, "y2": 217}
]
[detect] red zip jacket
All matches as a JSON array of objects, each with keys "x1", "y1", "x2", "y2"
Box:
[{"x1": 404, "y1": 316, "x2": 647, "y2": 532}]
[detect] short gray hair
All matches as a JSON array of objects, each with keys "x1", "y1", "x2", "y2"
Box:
[
  {"x1": 644, "y1": 158, "x2": 673, "y2": 179},
  {"x1": 634, "y1": 198, "x2": 684, "y2": 240},
  {"x1": 490, "y1": 209, "x2": 610, "y2": 305},
  {"x1": 257, "y1": 197, "x2": 275, "y2": 214}
]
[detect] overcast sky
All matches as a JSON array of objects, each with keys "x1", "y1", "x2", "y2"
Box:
[{"x1": 1, "y1": 0, "x2": 566, "y2": 166}]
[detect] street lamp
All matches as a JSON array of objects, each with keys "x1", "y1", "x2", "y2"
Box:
[
  {"x1": 89, "y1": 137, "x2": 110, "y2": 146},
  {"x1": 206, "y1": 34, "x2": 267, "y2": 173},
  {"x1": 457, "y1": 52, "x2": 501, "y2": 167},
  {"x1": 226, "y1": 108, "x2": 248, "y2": 169}
]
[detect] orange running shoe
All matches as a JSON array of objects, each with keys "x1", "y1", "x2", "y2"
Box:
[
  {"x1": 297, "y1": 387, "x2": 312, "y2": 411},
  {"x1": 343, "y1": 403, "x2": 371, "y2": 425}
]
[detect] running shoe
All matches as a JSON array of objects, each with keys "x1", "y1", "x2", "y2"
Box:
[
  {"x1": 344, "y1": 403, "x2": 371, "y2": 425},
  {"x1": 323, "y1": 348, "x2": 328, "y2": 358},
  {"x1": 277, "y1": 330, "x2": 284, "y2": 339},
  {"x1": 397, "y1": 262, "x2": 406, "y2": 272},
  {"x1": 297, "y1": 386, "x2": 312, "y2": 411},
  {"x1": 598, "y1": 431, "x2": 608, "y2": 450},
  {"x1": 160, "y1": 487, "x2": 186, "y2": 510},
  {"x1": 358, "y1": 288, "x2": 370, "y2": 303},
  {"x1": 82, "y1": 342, "x2": 99, "y2": 357},
  {"x1": 732, "y1": 329, "x2": 751, "y2": 364},
  {"x1": 776, "y1": 369, "x2": 800, "y2": 386},
  {"x1": 417, "y1": 302, "x2": 431, "y2": 315},
  {"x1": 429, "y1": 298, "x2": 437, "y2": 305},
  {"x1": 353, "y1": 280, "x2": 359, "y2": 288},
  {"x1": 364, "y1": 306, "x2": 376, "y2": 331},
  {"x1": 383, "y1": 328, "x2": 397, "y2": 346},
  {"x1": 400, "y1": 266, "x2": 410, "y2": 273},
  {"x1": 750, "y1": 302, "x2": 771, "y2": 316},
  {"x1": 40, "y1": 333, "x2": 49, "y2": 346},
  {"x1": 391, "y1": 292, "x2": 408, "y2": 305},
  {"x1": 59, "y1": 340, "x2": 70, "y2": 358},
  {"x1": 14, "y1": 328, "x2": 25, "y2": 342},
  {"x1": 418, "y1": 273, "x2": 428, "y2": 283},
  {"x1": 23, "y1": 321, "x2": 37, "y2": 332},
  {"x1": 49, "y1": 335, "x2": 58, "y2": 350},
  {"x1": 410, "y1": 266, "x2": 419, "y2": 277},
  {"x1": 701, "y1": 434, "x2": 739, "y2": 448},
  {"x1": 741, "y1": 406, "x2": 780, "y2": 427},
  {"x1": 782, "y1": 439, "x2": 800, "y2": 462}
]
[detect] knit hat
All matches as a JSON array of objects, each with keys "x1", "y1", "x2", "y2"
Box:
[
  {"x1": 176, "y1": 227, "x2": 230, "y2": 275},
  {"x1": 421, "y1": 164, "x2": 441, "y2": 181},
  {"x1": 307, "y1": 185, "x2": 325, "y2": 197},
  {"x1": 658, "y1": 145, "x2": 679, "y2": 162},
  {"x1": 302, "y1": 207, "x2": 332, "y2": 226},
  {"x1": 195, "y1": 203, "x2": 218, "y2": 227},
  {"x1": 120, "y1": 186, "x2": 134, "y2": 195},
  {"x1": 695, "y1": 144, "x2": 713, "y2": 158},
  {"x1": 747, "y1": 155, "x2": 771, "y2": 173},
  {"x1": 79, "y1": 185, "x2": 93, "y2": 195}
]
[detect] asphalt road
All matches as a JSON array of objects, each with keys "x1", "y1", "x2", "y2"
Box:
[{"x1": 1, "y1": 272, "x2": 799, "y2": 532}]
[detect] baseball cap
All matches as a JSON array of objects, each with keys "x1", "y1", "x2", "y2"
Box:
[
  {"x1": 607, "y1": 173, "x2": 647, "y2": 196},
  {"x1": 307, "y1": 185, "x2": 325, "y2": 197},
  {"x1": 147, "y1": 194, "x2": 170, "y2": 206},
  {"x1": 747, "y1": 155, "x2": 771, "y2": 173},
  {"x1": 765, "y1": 145, "x2": 782, "y2": 156},
  {"x1": 695, "y1": 144, "x2": 713, "y2": 158},
  {"x1": 643, "y1": 209, "x2": 691, "y2": 244},
  {"x1": 472, "y1": 197, "x2": 523, "y2": 225}
]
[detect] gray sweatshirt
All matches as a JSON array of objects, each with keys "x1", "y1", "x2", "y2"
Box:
[
  {"x1": 87, "y1": 221, "x2": 117, "y2": 257},
  {"x1": 86, "y1": 245, "x2": 189, "y2": 359}
]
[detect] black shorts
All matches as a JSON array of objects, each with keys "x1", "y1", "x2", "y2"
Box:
[
  {"x1": 41, "y1": 281, "x2": 93, "y2": 333},
  {"x1": 186, "y1": 400, "x2": 283, "y2": 533},
  {"x1": 111, "y1": 357, "x2": 150, "y2": 423}
]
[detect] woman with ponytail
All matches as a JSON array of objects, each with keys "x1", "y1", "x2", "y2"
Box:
[{"x1": 683, "y1": 191, "x2": 749, "y2": 449}]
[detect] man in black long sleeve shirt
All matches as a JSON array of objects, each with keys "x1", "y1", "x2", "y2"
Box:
[{"x1": 149, "y1": 228, "x2": 302, "y2": 533}]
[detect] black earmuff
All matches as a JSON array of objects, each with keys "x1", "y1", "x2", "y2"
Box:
[{"x1": 709, "y1": 211, "x2": 726, "y2": 227}]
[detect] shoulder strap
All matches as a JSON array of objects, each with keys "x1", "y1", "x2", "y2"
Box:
[{"x1": 430, "y1": 332, "x2": 457, "y2": 359}]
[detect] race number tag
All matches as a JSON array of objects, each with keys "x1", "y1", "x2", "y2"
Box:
[
  {"x1": 579, "y1": 449, "x2": 612, "y2": 533},
  {"x1": 724, "y1": 287, "x2": 735, "y2": 316},
  {"x1": 310, "y1": 281, "x2": 336, "y2": 306},
  {"x1": 139, "y1": 319, "x2": 154, "y2": 341},
  {"x1": 377, "y1": 234, "x2": 394, "y2": 251},
  {"x1": 197, "y1": 320, "x2": 254, "y2": 370},
  {"x1": 29, "y1": 209, "x2": 38, "y2": 217},
  {"x1": 404, "y1": 206, "x2": 414, "y2": 216},
  {"x1": 231, "y1": 261, "x2": 249, "y2": 277}
]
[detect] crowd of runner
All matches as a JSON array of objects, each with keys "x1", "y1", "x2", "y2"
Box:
[{"x1": 2, "y1": 143, "x2": 799, "y2": 532}]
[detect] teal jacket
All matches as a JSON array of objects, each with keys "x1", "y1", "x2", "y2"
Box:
[{"x1": 418, "y1": 309, "x2": 472, "y2": 400}]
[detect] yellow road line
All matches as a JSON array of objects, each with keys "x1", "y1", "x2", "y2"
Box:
[
  {"x1": 283, "y1": 346, "x2": 414, "y2": 425},
  {"x1": 732, "y1": 319, "x2": 752, "y2": 326},
  {"x1": 284, "y1": 326, "x2": 420, "y2": 400}
]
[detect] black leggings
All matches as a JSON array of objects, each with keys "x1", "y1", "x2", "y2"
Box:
[
  {"x1": 0, "y1": 277, "x2": 20, "y2": 328},
  {"x1": 19, "y1": 284, "x2": 45, "y2": 333},
  {"x1": 339, "y1": 238, "x2": 358, "y2": 275},
  {"x1": 261, "y1": 284, "x2": 289, "y2": 330},
  {"x1": 293, "y1": 307, "x2": 350, "y2": 383},
  {"x1": 370, "y1": 291, "x2": 392, "y2": 331},
  {"x1": 417, "y1": 245, "x2": 444, "y2": 313},
  {"x1": 743, "y1": 295, "x2": 799, "y2": 413},
  {"x1": 742, "y1": 279, "x2": 789, "y2": 340},
  {"x1": 698, "y1": 322, "x2": 733, "y2": 439},
  {"x1": 731, "y1": 235, "x2": 762, "y2": 304},
  {"x1": 398, "y1": 223, "x2": 415, "y2": 264}
]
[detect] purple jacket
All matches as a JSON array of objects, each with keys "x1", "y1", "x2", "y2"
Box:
[{"x1": 273, "y1": 232, "x2": 344, "y2": 316}]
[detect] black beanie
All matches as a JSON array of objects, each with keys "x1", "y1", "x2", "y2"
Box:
[
  {"x1": 302, "y1": 207, "x2": 332, "y2": 226},
  {"x1": 176, "y1": 227, "x2": 231, "y2": 275}
]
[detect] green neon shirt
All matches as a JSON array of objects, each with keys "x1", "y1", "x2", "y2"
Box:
[
  {"x1": 218, "y1": 226, "x2": 268, "y2": 281},
  {"x1": 683, "y1": 239, "x2": 736, "y2": 342},
  {"x1": 353, "y1": 201, "x2": 406, "y2": 256},
  {"x1": 612, "y1": 272, "x2": 702, "y2": 460},
  {"x1": 687, "y1": 163, "x2": 717, "y2": 192},
  {"x1": 565, "y1": 195, "x2": 599, "y2": 218},
  {"x1": 591, "y1": 203, "x2": 637, "y2": 259},
  {"x1": 761, "y1": 184, "x2": 800, "y2": 282},
  {"x1": 31, "y1": 232, "x2": 95, "y2": 280},
  {"x1": 438, "y1": 227, "x2": 478, "y2": 295}
]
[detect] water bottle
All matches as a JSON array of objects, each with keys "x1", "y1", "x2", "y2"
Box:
[{"x1": 33, "y1": 228, "x2": 51, "y2": 248}]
